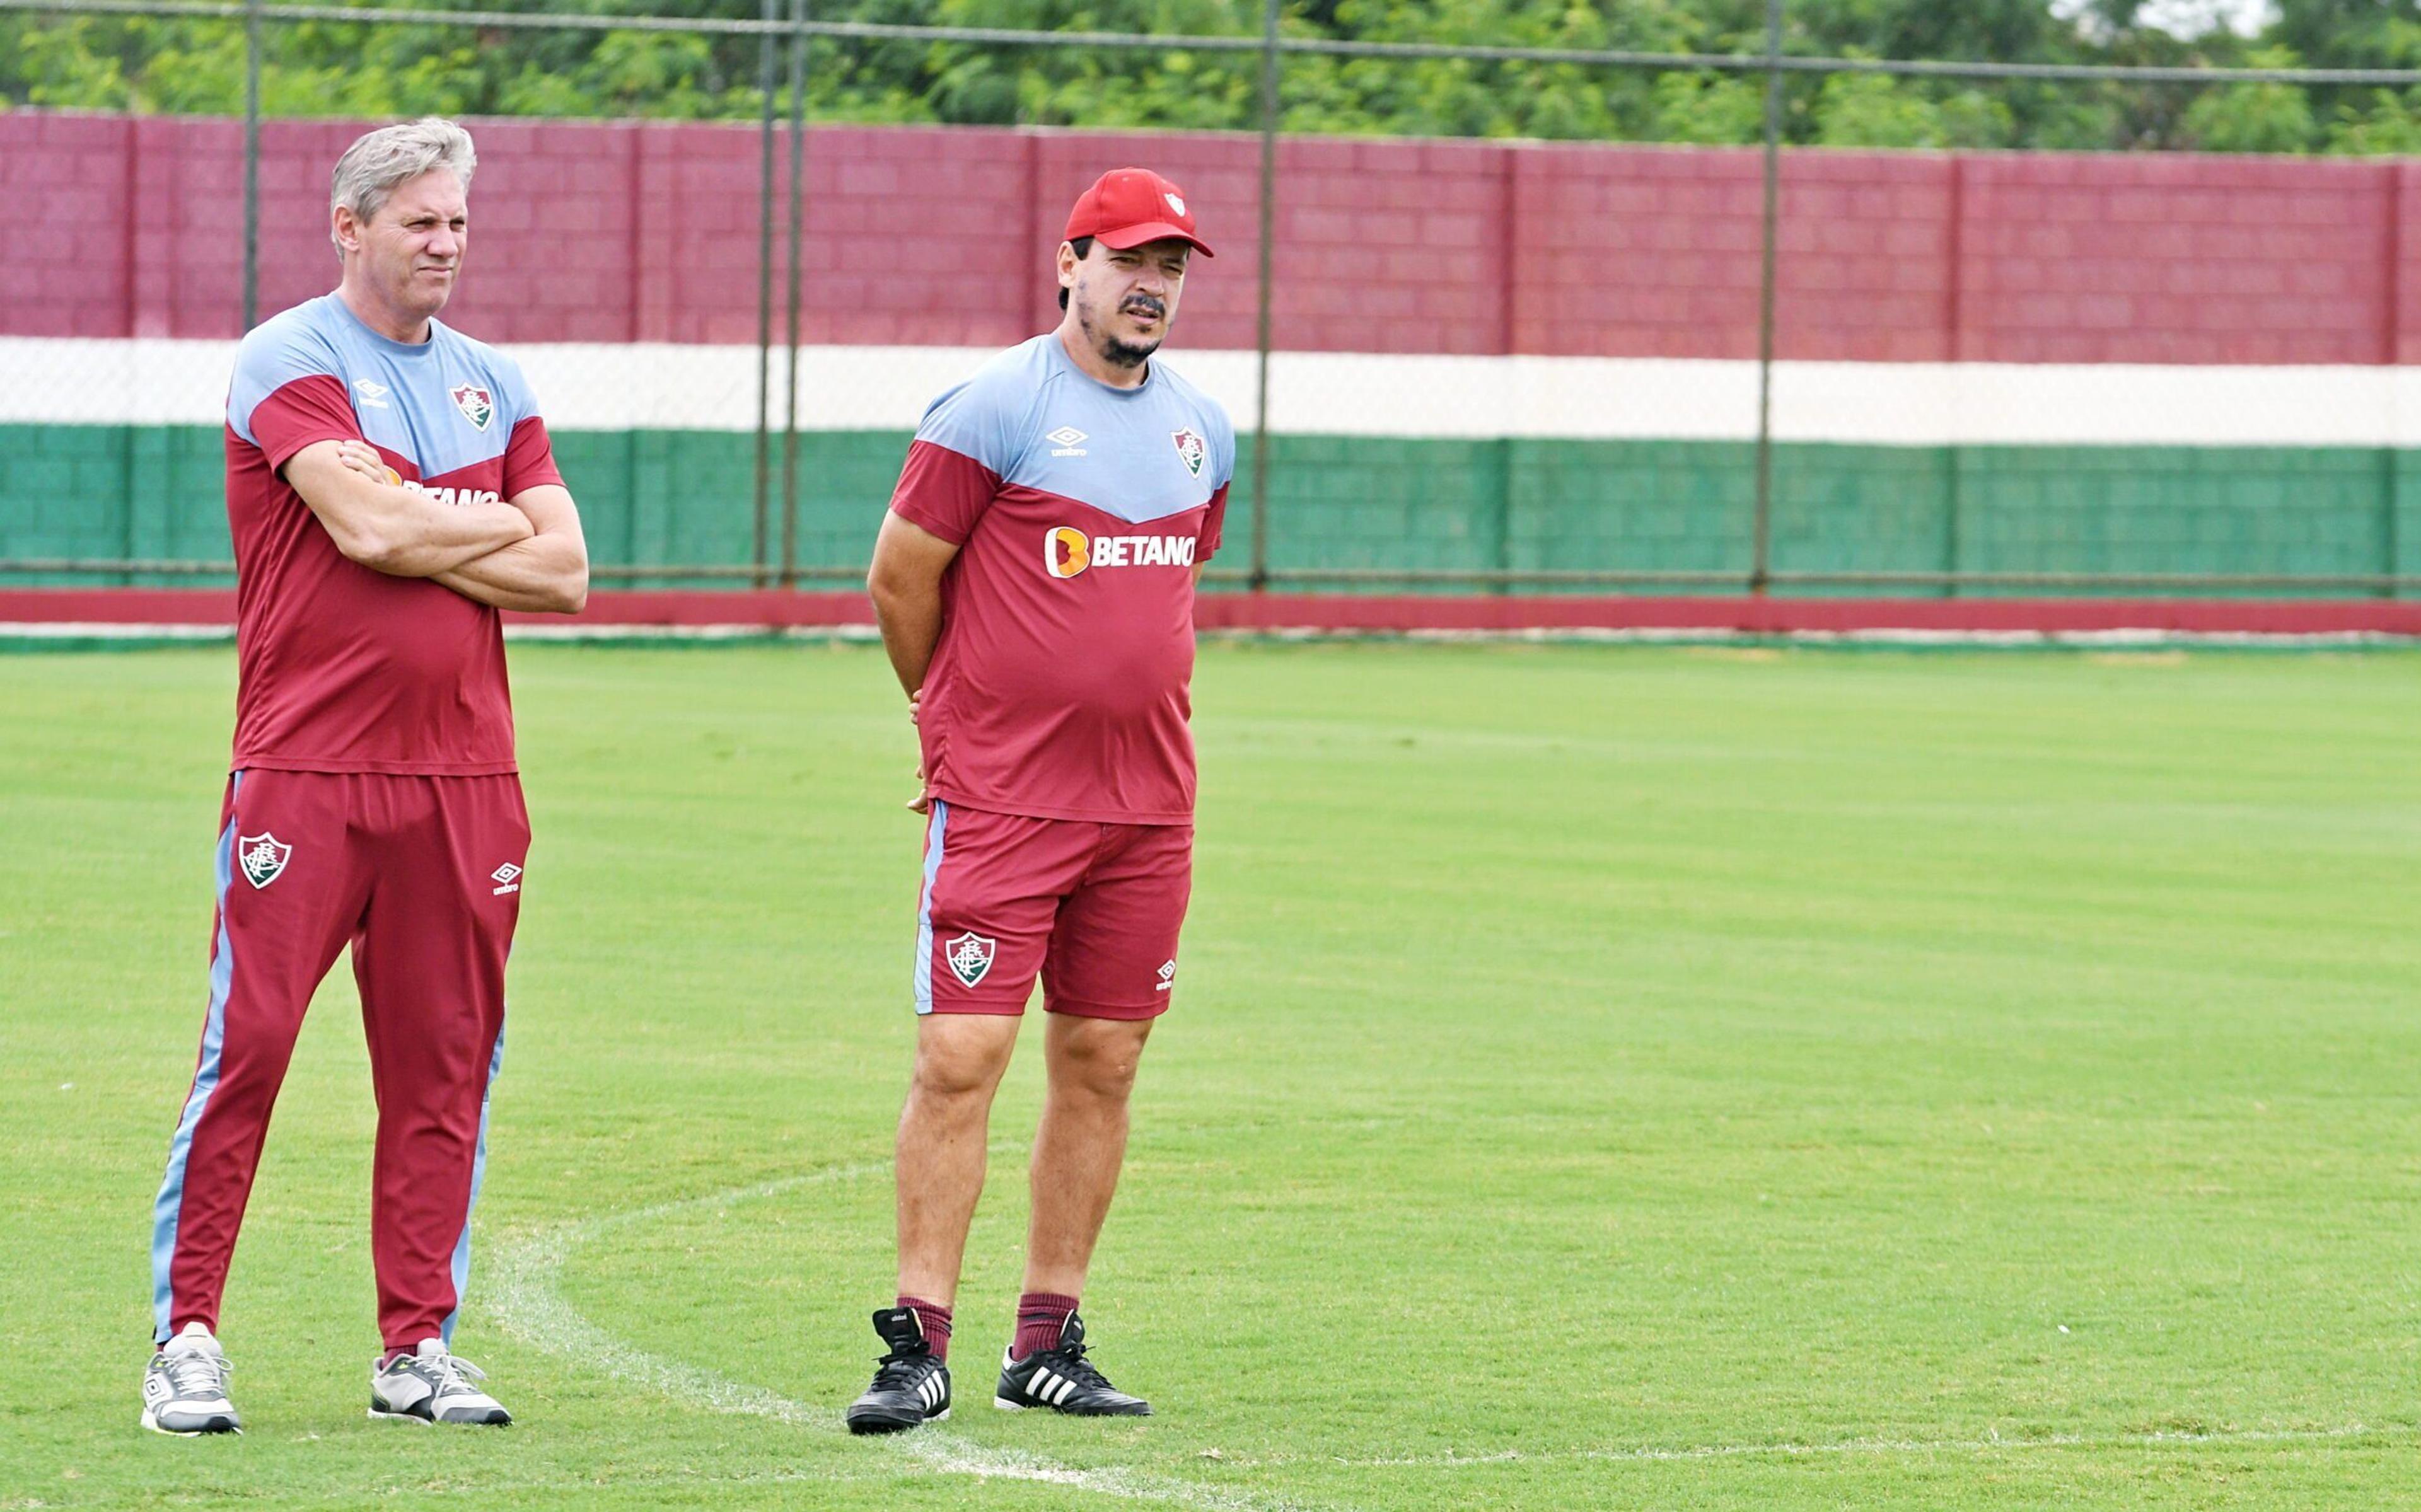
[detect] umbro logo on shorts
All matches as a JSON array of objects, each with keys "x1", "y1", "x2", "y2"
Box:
[
  {"x1": 491, "y1": 862, "x2": 522, "y2": 896},
  {"x1": 1156, "y1": 959, "x2": 1176, "y2": 992},
  {"x1": 945, "y1": 931, "x2": 997, "y2": 988},
  {"x1": 238, "y1": 833, "x2": 291, "y2": 889}
]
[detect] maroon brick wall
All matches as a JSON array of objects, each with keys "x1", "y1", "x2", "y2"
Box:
[
  {"x1": 1951, "y1": 153, "x2": 2394, "y2": 366},
  {"x1": 3, "y1": 108, "x2": 2410, "y2": 364}
]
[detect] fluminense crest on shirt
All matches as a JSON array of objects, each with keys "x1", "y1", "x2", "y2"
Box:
[
  {"x1": 450, "y1": 383, "x2": 494, "y2": 432},
  {"x1": 1171, "y1": 427, "x2": 1207, "y2": 478},
  {"x1": 238, "y1": 833, "x2": 292, "y2": 889},
  {"x1": 945, "y1": 932, "x2": 997, "y2": 988}
]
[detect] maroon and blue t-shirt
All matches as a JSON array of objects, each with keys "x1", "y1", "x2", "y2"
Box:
[
  {"x1": 223, "y1": 294, "x2": 563, "y2": 776},
  {"x1": 891, "y1": 334, "x2": 1236, "y2": 825}
]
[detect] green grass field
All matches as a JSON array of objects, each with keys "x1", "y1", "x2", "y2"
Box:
[{"x1": 3, "y1": 640, "x2": 2417, "y2": 1510}]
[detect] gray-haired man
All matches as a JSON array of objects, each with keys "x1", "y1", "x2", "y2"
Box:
[{"x1": 141, "y1": 117, "x2": 586, "y2": 1435}]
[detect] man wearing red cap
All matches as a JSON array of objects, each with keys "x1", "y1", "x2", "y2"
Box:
[{"x1": 845, "y1": 168, "x2": 1233, "y2": 1433}]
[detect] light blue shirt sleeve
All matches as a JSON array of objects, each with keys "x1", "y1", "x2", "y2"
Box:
[
  {"x1": 913, "y1": 350, "x2": 1041, "y2": 477},
  {"x1": 226, "y1": 313, "x2": 345, "y2": 447}
]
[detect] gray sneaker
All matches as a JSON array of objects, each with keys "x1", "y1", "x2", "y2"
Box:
[
  {"x1": 368, "y1": 1338, "x2": 512, "y2": 1426},
  {"x1": 142, "y1": 1322, "x2": 241, "y2": 1436}
]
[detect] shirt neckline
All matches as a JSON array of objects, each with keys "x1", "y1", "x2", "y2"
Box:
[
  {"x1": 1045, "y1": 332, "x2": 1154, "y2": 398},
  {"x1": 327, "y1": 292, "x2": 444, "y2": 357}
]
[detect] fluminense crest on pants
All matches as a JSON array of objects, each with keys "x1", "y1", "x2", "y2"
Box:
[{"x1": 237, "y1": 833, "x2": 291, "y2": 889}]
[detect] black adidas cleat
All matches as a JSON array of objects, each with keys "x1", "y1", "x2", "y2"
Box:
[
  {"x1": 994, "y1": 1311, "x2": 1151, "y2": 1416},
  {"x1": 845, "y1": 1307, "x2": 951, "y2": 1434}
]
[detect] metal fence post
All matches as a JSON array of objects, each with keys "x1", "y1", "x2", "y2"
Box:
[
  {"x1": 781, "y1": 0, "x2": 808, "y2": 591},
  {"x1": 1750, "y1": 0, "x2": 1782, "y2": 596},
  {"x1": 241, "y1": 0, "x2": 262, "y2": 333},
  {"x1": 1248, "y1": 0, "x2": 1279, "y2": 593},
  {"x1": 750, "y1": 0, "x2": 779, "y2": 590}
]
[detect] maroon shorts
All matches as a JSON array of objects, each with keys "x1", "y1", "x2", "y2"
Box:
[{"x1": 913, "y1": 800, "x2": 1193, "y2": 1020}]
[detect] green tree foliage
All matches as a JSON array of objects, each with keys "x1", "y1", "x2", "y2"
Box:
[
  {"x1": 2178, "y1": 45, "x2": 2316, "y2": 152},
  {"x1": 2328, "y1": 86, "x2": 2421, "y2": 151},
  {"x1": 1649, "y1": 70, "x2": 1765, "y2": 144},
  {"x1": 0, "y1": 0, "x2": 2417, "y2": 155}
]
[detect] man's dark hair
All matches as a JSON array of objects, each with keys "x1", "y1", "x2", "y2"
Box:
[{"x1": 1057, "y1": 236, "x2": 1094, "y2": 311}]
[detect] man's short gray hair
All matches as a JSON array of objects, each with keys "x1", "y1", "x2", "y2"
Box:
[{"x1": 329, "y1": 117, "x2": 476, "y2": 255}]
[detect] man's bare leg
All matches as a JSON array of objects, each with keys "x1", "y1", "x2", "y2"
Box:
[
  {"x1": 849, "y1": 1013, "x2": 1019, "y2": 1434},
  {"x1": 895, "y1": 1013, "x2": 1022, "y2": 1306},
  {"x1": 1021, "y1": 1014, "x2": 1154, "y2": 1298},
  {"x1": 993, "y1": 1013, "x2": 1158, "y2": 1416}
]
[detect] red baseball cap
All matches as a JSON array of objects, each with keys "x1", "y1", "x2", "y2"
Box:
[{"x1": 1063, "y1": 168, "x2": 1214, "y2": 258}]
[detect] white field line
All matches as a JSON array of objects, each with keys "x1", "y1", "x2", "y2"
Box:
[
  {"x1": 1275, "y1": 1421, "x2": 2410, "y2": 1470},
  {"x1": 482, "y1": 1162, "x2": 1323, "y2": 1512}
]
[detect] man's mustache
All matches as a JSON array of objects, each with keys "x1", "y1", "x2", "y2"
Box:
[{"x1": 1120, "y1": 296, "x2": 1166, "y2": 318}]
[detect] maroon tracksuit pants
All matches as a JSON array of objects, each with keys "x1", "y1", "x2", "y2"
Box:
[{"x1": 149, "y1": 768, "x2": 528, "y2": 1354}]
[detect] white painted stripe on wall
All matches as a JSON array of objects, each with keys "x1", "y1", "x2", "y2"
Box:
[{"x1": 11, "y1": 337, "x2": 2421, "y2": 447}]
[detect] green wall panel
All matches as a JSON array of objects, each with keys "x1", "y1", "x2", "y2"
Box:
[{"x1": 1, "y1": 425, "x2": 2410, "y2": 594}]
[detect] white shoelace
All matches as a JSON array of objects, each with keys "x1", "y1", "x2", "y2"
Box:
[
  {"x1": 161, "y1": 1346, "x2": 231, "y2": 1400},
  {"x1": 411, "y1": 1350, "x2": 490, "y2": 1399}
]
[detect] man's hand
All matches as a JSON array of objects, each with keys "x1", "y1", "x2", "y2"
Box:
[
  {"x1": 904, "y1": 690, "x2": 931, "y2": 811},
  {"x1": 332, "y1": 438, "x2": 398, "y2": 485}
]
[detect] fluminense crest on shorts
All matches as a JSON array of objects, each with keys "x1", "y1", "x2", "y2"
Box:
[
  {"x1": 944, "y1": 931, "x2": 997, "y2": 988},
  {"x1": 1171, "y1": 427, "x2": 1207, "y2": 478},
  {"x1": 450, "y1": 383, "x2": 494, "y2": 432},
  {"x1": 238, "y1": 832, "x2": 292, "y2": 889}
]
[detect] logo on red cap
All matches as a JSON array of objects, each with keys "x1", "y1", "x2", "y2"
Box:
[{"x1": 1064, "y1": 168, "x2": 1214, "y2": 258}]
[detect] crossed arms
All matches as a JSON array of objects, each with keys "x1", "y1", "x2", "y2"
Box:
[{"x1": 282, "y1": 438, "x2": 588, "y2": 614}]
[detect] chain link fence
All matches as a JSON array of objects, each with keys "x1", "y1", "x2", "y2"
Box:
[{"x1": 4, "y1": 0, "x2": 2419, "y2": 596}]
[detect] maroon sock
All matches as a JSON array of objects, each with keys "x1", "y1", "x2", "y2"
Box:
[
  {"x1": 1013, "y1": 1292, "x2": 1079, "y2": 1359},
  {"x1": 899, "y1": 1295, "x2": 952, "y2": 1364}
]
